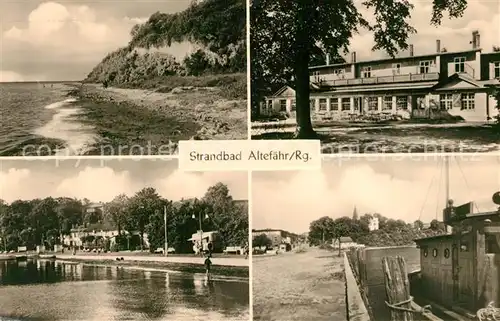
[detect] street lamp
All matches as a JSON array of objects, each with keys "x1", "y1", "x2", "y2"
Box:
[{"x1": 192, "y1": 210, "x2": 209, "y2": 255}]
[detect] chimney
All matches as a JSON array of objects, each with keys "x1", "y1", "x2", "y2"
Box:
[
  {"x1": 436, "y1": 39, "x2": 441, "y2": 53},
  {"x1": 409, "y1": 44, "x2": 414, "y2": 57},
  {"x1": 472, "y1": 30, "x2": 480, "y2": 49},
  {"x1": 326, "y1": 53, "x2": 330, "y2": 65},
  {"x1": 351, "y1": 52, "x2": 356, "y2": 63}
]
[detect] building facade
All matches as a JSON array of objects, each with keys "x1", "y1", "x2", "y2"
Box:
[
  {"x1": 368, "y1": 217, "x2": 379, "y2": 231},
  {"x1": 252, "y1": 229, "x2": 298, "y2": 249},
  {"x1": 261, "y1": 31, "x2": 500, "y2": 122}
]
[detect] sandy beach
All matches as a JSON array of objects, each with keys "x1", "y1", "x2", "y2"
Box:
[
  {"x1": 68, "y1": 82, "x2": 247, "y2": 155},
  {"x1": 253, "y1": 247, "x2": 346, "y2": 321}
]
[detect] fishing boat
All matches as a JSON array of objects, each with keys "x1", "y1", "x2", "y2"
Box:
[
  {"x1": 409, "y1": 157, "x2": 500, "y2": 320},
  {"x1": 344, "y1": 156, "x2": 500, "y2": 321}
]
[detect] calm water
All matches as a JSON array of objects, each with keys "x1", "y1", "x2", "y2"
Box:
[
  {"x1": 0, "y1": 82, "x2": 96, "y2": 156},
  {"x1": 0, "y1": 260, "x2": 249, "y2": 321}
]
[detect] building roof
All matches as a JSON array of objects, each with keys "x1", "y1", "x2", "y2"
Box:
[
  {"x1": 431, "y1": 73, "x2": 485, "y2": 91},
  {"x1": 188, "y1": 230, "x2": 218, "y2": 241},
  {"x1": 70, "y1": 222, "x2": 116, "y2": 233},
  {"x1": 314, "y1": 81, "x2": 437, "y2": 94},
  {"x1": 309, "y1": 48, "x2": 482, "y2": 71}
]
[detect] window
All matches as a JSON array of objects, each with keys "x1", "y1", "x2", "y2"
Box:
[
  {"x1": 368, "y1": 97, "x2": 378, "y2": 111},
  {"x1": 362, "y1": 66, "x2": 372, "y2": 78},
  {"x1": 291, "y1": 99, "x2": 296, "y2": 111},
  {"x1": 494, "y1": 62, "x2": 500, "y2": 78},
  {"x1": 267, "y1": 100, "x2": 272, "y2": 110},
  {"x1": 461, "y1": 93, "x2": 475, "y2": 110},
  {"x1": 383, "y1": 96, "x2": 393, "y2": 110},
  {"x1": 330, "y1": 98, "x2": 339, "y2": 111},
  {"x1": 423, "y1": 247, "x2": 428, "y2": 257},
  {"x1": 454, "y1": 57, "x2": 465, "y2": 73},
  {"x1": 444, "y1": 248, "x2": 450, "y2": 258},
  {"x1": 310, "y1": 99, "x2": 316, "y2": 110},
  {"x1": 319, "y1": 98, "x2": 327, "y2": 111},
  {"x1": 392, "y1": 63, "x2": 401, "y2": 75},
  {"x1": 341, "y1": 97, "x2": 351, "y2": 111},
  {"x1": 396, "y1": 96, "x2": 408, "y2": 109},
  {"x1": 419, "y1": 61, "x2": 432, "y2": 74},
  {"x1": 439, "y1": 94, "x2": 453, "y2": 110},
  {"x1": 279, "y1": 99, "x2": 287, "y2": 112},
  {"x1": 432, "y1": 248, "x2": 438, "y2": 257},
  {"x1": 334, "y1": 69, "x2": 344, "y2": 74},
  {"x1": 312, "y1": 71, "x2": 320, "y2": 82}
]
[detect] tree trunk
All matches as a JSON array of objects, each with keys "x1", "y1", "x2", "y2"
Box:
[
  {"x1": 293, "y1": 0, "x2": 317, "y2": 139},
  {"x1": 338, "y1": 238, "x2": 342, "y2": 257}
]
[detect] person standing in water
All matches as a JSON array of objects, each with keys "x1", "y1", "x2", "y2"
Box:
[{"x1": 204, "y1": 254, "x2": 212, "y2": 281}]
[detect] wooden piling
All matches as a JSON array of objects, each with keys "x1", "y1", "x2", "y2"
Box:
[{"x1": 382, "y1": 256, "x2": 414, "y2": 321}]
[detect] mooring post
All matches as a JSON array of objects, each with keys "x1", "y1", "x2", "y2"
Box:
[{"x1": 382, "y1": 256, "x2": 414, "y2": 321}]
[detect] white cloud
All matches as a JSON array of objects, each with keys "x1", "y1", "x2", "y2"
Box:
[
  {"x1": 252, "y1": 157, "x2": 500, "y2": 234},
  {"x1": 349, "y1": 0, "x2": 500, "y2": 61},
  {"x1": 0, "y1": 70, "x2": 25, "y2": 82},
  {"x1": 1, "y1": 1, "x2": 149, "y2": 80},
  {"x1": 0, "y1": 165, "x2": 247, "y2": 204}
]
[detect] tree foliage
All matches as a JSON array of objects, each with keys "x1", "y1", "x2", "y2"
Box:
[
  {"x1": 308, "y1": 212, "x2": 447, "y2": 248},
  {"x1": 253, "y1": 233, "x2": 272, "y2": 248},
  {"x1": 251, "y1": 0, "x2": 472, "y2": 135},
  {"x1": 86, "y1": 0, "x2": 245, "y2": 85},
  {"x1": 0, "y1": 183, "x2": 247, "y2": 254}
]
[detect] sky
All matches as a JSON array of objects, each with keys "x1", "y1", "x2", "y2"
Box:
[
  {"x1": 0, "y1": 0, "x2": 194, "y2": 82},
  {"x1": 0, "y1": 158, "x2": 248, "y2": 203},
  {"x1": 252, "y1": 155, "x2": 500, "y2": 234},
  {"x1": 346, "y1": 0, "x2": 500, "y2": 62}
]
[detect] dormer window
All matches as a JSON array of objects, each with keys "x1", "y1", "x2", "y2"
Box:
[
  {"x1": 454, "y1": 57, "x2": 466, "y2": 73},
  {"x1": 392, "y1": 63, "x2": 401, "y2": 75},
  {"x1": 361, "y1": 66, "x2": 371, "y2": 78},
  {"x1": 312, "y1": 71, "x2": 320, "y2": 82},
  {"x1": 494, "y1": 62, "x2": 500, "y2": 78},
  {"x1": 419, "y1": 61, "x2": 432, "y2": 74}
]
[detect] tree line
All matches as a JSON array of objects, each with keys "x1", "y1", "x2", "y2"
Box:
[
  {"x1": 86, "y1": 0, "x2": 245, "y2": 86},
  {"x1": 251, "y1": 0, "x2": 500, "y2": 131},
  {"x1": 0, "y1": 182, "x2": 248, "y2": 253},
  {"x1": 308, "y1": 213, "x2": 447, "y2": 251}
]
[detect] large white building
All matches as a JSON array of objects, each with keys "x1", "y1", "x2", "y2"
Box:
[
  {"x1": 368, "y1": 217, "x2": 379, "y2": 231},
  {"x1": 262, "y1": 31, "x2": 500, "y2": 122}
]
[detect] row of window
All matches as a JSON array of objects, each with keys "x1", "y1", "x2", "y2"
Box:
[
  {"x1": 268, "y1": 93, "x2": 476, "y2": 112},
  {"x1": 313, "y1": 59, "x2": 500, "y2": 79},
  {"x1": 439, "y1": 93, "x2": 475, "y2": 110},
  {"x1": 422, "y1": 244, "x2": 469, "y2": 258}
]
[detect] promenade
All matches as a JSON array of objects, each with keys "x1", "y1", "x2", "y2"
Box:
[{"x1": 55, "y1": 253, "x2": 249, "y2": 267}]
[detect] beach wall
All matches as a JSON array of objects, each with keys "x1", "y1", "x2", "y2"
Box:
[
  {"x1": 344, "y1": 252, "x2": 371, "y2": 321},
  {"x1": 346, "y1": 246, "x2": 420, "y2": 321}
]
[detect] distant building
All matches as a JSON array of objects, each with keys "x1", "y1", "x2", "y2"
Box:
[
  {"x1": 63, "y1": 222, "x2": 149, "y2": 249},
  {"x1": 252, "y1": 229, "x2": 298, "y2": 250},
  {"x1": 332, "y1": 237, "x2": 360, "y2": 249},
  {"x1": 187, "y1": 230, "x2": 223, "y2": 253},
  {"x1": 85, "y1": 202, "x2": 104, "y2": 214},
  {"x1": 368, "y1": 217, "x2": 379, "y2": 231}
]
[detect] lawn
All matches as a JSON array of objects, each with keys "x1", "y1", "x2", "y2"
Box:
[{"x1": 252, "y1": 120, "x2": 500, "y2": 153}]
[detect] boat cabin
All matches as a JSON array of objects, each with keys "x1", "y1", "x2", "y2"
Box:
[{"x1": 414, "y1": 199, "x2": 500, "y2": 313}]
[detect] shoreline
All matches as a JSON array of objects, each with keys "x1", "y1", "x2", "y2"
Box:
[
  {"x1": 66, "y1": 81, "x2": 246, "y2": 155},
  {"x1": 0, "y1": 253, "x2": 249, "y2": 278}
]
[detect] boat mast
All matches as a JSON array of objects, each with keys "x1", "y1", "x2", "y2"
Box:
[
  {"x1": 444, "y1": 156, "x2": 452, "y2": 234},
  {"x1": 445, "y1": 155, "x2": 450, "y2": 208}
]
